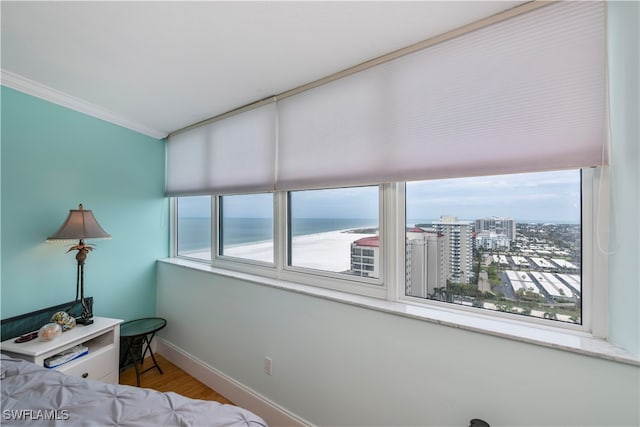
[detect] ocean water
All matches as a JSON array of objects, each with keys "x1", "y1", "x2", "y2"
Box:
[
  {"x1": 177, "y1": 217, "x2": 377, "y2": 252},
  {"x1": 178, "y1": 216, "x2": 576, "y2": 253}
]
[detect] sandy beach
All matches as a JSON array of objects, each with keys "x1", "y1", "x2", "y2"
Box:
[{"x1": 224, "y1": 229, "x2": 377, "y2": 271}]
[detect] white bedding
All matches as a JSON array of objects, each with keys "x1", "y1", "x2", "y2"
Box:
[{"x1": 1, "y1": 354, "x2": 267, "y2": 427}]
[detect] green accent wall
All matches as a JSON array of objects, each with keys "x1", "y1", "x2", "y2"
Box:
[{"x1": 1, "y1": 86, "x2": 168, "y2": 321}]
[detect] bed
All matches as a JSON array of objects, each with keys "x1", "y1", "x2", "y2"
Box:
[{"x1": 1, "y1": 354, "x2": 267, "y2": 426}]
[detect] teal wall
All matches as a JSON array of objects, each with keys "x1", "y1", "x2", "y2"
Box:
[{"x1": 1, "y1": 86, "x2": 168, "y2": 321}]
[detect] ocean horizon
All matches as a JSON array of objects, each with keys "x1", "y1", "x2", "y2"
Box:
[
  {"x1": 178, "y1": 216, "x2": 578, "y2": 253},
  {"x1": 178, "y1": 217, "x2": 378, "y2": 252}
]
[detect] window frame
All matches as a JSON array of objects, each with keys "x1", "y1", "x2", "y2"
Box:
[
  {"x1": 216, "y1": 193, "x2": 277, "y2": 268},
  {"x1": 172, "y1": 168, "x2": 607, "y2": 336},
  {"x1": 173, "y1": 195, "x2": 213, "y2": 263},
  {"x1": 280, "y1": 185, "x2": 385, "y2": 293},
  {"x1": 396, "y1": 168, "x2": 603, "y2": 334},
  {"x1": 212, "y1": 193, "x2": 279, "y2": 277}
]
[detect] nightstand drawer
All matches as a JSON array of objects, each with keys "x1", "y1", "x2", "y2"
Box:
[{"x1": 57, "y1": 346, "x2": 116, "y2": 381}]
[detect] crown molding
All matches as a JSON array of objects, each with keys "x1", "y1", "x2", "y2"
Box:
[{"x1": 1, "y1": 69, "x2": 167, "y2": 139}]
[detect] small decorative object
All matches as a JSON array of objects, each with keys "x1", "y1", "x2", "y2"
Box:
[
  {"x1": 38, "y1": 323, "x2": 62, "y2": 341},
  {"x1": 50, "y1": 311, "x2": 76, "y2": 331}
]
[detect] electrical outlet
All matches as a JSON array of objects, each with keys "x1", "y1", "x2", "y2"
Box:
[{"x1": 264, "y1": 356, "x2": 273, "y2": 375}]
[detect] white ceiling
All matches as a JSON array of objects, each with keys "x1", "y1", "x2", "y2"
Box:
[{"x1": 1, "y1": 1, "x2": 525, "y2": 139}]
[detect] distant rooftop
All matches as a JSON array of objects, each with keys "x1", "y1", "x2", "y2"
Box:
[{"x1": 352, "y1": 236, "x2": 380, "y2": 247}]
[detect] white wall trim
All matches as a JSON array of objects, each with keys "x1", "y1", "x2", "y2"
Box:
[
  {"x1": 1, "y1": 69, "x2": 167, "y2": 139},
  {"x1": 156, "y1": 337, "x2": 312, "y2": 427}
]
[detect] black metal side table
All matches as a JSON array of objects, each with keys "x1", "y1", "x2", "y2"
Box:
[{"x1": 119, "y1": 317, "x2": 167, "y2": 386}]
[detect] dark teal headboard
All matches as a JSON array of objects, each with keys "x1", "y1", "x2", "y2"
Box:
[{"x1": 1, "y1": 298, "x2": 92, "y2": 342}]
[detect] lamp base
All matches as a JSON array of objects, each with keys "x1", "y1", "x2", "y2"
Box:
[{"x1": 76, "y1": 296, "x2": 93, "y2": 326}]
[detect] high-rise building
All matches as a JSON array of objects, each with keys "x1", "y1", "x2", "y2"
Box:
[
  {"x1": 350, "y1": 230, "x2": 446, "y2": 297},
  {"x1": 350, "y1": 236, "x2": 380, "y2": 278},
  {"x1": 351, "y1": 216, "x2": 473, "y2": 290},
  {"x1": 475, "y1": 216, "x2": 516, "y2": 241},
  {"x1": 420, "y1": 216, "x2": 474, "y2": 284},
  {"x1": 405, "y1": 228, "x2": 445, "y2": 298}
]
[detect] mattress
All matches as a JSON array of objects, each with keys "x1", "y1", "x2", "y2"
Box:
[{"x1": 1, "y1": 354, "x2": 267, "y2": 427}]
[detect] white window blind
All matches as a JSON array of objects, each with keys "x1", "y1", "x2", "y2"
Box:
[
  {"x1": 276, "y1": 1, "x2": 606, "y2": 190},
  {"x1": 166, "y1": 102, "x2": 276, "y2": 196},
  {"x1": 166, "y1": 1, "x2": 605, "y2": 195}
]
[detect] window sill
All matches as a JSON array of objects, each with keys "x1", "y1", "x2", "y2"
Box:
[{"x1": 159, "y1": 257, "x2": 639, "y2": 367}]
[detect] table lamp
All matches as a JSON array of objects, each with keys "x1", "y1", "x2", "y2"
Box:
[{"x1": 47, "y1": 204, "x2": 111, "y2": 325}]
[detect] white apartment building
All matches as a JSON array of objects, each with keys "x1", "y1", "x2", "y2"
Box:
[
  {"x1": 476, "y1": 230, "x2": 511, "y2": 250},
  {"x1": 350, "y1": 236, "x2": 380, "y2": 278},
  {"x1": 475, "y1": 216, "x2": 516, "y2": 241},
  {"x1": 405, "y1": 228, "x2": 445, "y2": 299},
  {"x1": 429, "y1": 216, "x2": 474, "y2": 284},
  {"x1": 350, "y1": 229, "x2": 446, "y2": 297}
]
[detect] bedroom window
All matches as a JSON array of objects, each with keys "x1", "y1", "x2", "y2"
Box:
[
  {"x1": 172, "y1": 167, "x2": 603, "y2": 332},
  {"x1": 287, "y1": 186, "x2": 381, "y2": 280},
  {"x1": 218, "y1": 193, "x2": 274, "y2": 264},
  {"x1": 176, "y1": 195, "x2": 212, "y2": 261},
  {"x1": 404, "y1": 170, "x2": 583, "y2": 325}
]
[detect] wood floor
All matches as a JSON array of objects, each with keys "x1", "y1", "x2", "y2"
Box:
[{"x1": 119, "y1": 354, "x2": 234, "y2": 405}]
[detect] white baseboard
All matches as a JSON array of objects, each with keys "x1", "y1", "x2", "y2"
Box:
[{"x1": 156, "y1": 338, "x2": 312, "y2": 427}]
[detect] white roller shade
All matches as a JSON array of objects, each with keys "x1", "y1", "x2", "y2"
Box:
[
  {"x1": 166, "y1": 102, "x2": 277, "y2": 195},
  {"x1": 276, "y1": 1, "x2": 606, "y2": 190},
  {"x1": 166, "y1": 2, "x2": 606, "y2": 196}
]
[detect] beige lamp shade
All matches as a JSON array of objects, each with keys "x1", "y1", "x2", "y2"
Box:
[{"x1": 47, "y1": 204, "x2": 111, "y2": 241}]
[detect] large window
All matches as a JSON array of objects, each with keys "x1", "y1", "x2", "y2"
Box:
[
  {"x1": 288, "y1": 186, "x2": 380, "y2": 279},
  {"x1": 219, "y1": 193, "x2": 274, "y2": 264},
  {"x1": 405, "y1": 170, "x2": 582, "y2": 324},
  {"x1": 173, "y1": 169, "x2": 595, "y2": 329}
]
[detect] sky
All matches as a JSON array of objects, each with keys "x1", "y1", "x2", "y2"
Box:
[
  {"x1": 406, "y1": 169, "x2": 581, "y2": 223},
  {"x1": 178, "y1": 169, "x2": 581, "y2": 223}
]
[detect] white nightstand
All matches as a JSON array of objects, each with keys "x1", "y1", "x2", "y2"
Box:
[{"x1": 1, "y1": 316, "x2": 123, "y2": 384}]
